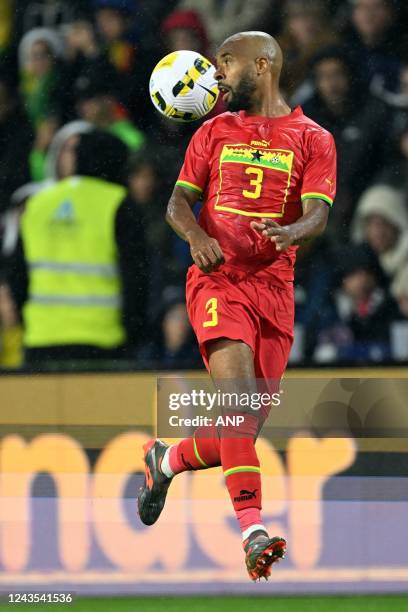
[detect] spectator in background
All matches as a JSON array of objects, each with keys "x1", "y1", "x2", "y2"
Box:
[
  {"x1": 19, "y1": 28, "x2": 66, "y2": 181},
  {"x1": 0, "y1": 68, "x2": 33, "y2": 213},
  {"x1": 391, "y1": 266, "x2": 408, "y2": 318},
  {"x1": 390, "y1": 266, "x2": 408, "y2": 360},
  {"x1": 127, "y1": 150, "x2": 171, "y2": 259},
  {"x1": 93, "y1": 0, "x2": 138, "y2": 75},
  {"x1": 294, "y1": 237, "x2": 337, "y2": 360},
  {"x1": 343, "y1": 0, "x2": 404, "y2": 94},
  {"x1": 1, "y1": 121, "x2": 93, "y2": 255},
  {"x1": 74, "y1": 61, "x2": 145, "y2": 152},
  {"x1": 303, "y1": 47, "x2": 390, "y2": 236},
  {"x1": 390, "y1": 126, "x2": 408, "y2": 192},
  {"x1": 0, "y1": 117, "x2": 93, "y2": 370},
  {"x1": 314, "y1": 245, "x2": 399, "y2": 363},
  {"x1": 374, "y1": 63, "x2": 408, "y2": 165},
  {"x1": 13, "y1": 0, "x2": 91, "y2": 41},
  {"x1": 138, "y1": 285, "x2": 200, "y2": 368},
  {"x1": 0, "y1": 281, "x2": 23, "y2": 368},
  {"x1": 5, "y1": 130, "x2": 147, "y2": 366},
  {"x1": 127, "y1": 151, "x2": 188, "y2": 322},
  {"x1": 64, "y1": 18, "x2": 100, "y2": 66},
  {"x1": 176, "y1": 0, "x2": 272, "y2": 52},
  {"x1": 278, "y1": 0, "x2": 338, "y2": 101},
  {"x1": 351, "y1": 185, "x2": 408, "y2": 280},
  {"x1": 63, "y1": 18, "x2": 101, "y2": 92},
  {"x1": 63, "y1": 7, "x2": 148, "y2": 123},
  {"x1": 92, "y1": 0, "x2": 168, "y2": 125},
  {"x1": 45, "y1": 119, "x2": 93, "y2": 182},
  {"x1": 0, "y1": 0, "x2": 13, "y2": 59},
  {"x1": 18, "y1": 28, "x2": 64, "y2": 125},
  {"x1": 161, "y1": 9, "x2": 209, "y2": 56},
  {"x1": 378, "y1": 107, "x2": 408, "y2": 198},
  {"x1": 1, "y1": 182, "x2": 44, "y2": 262}
]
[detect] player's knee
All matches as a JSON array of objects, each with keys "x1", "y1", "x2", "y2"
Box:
[{"x1": 219, "y1": 408, "x2": 259, "y2": 439}]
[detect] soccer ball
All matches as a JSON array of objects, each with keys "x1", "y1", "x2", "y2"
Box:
[{"x1": 149, "y1": 50, "x2": 219, "y2": 122}]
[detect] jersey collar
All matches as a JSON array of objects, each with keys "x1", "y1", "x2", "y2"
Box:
[{"x1": 238, "y1": 106, "x2": 303, "y2": 124}]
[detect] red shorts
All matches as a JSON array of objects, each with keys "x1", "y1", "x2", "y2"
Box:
[{"x1": 186, "y1": 265, "x2": 294, "y2": 381}]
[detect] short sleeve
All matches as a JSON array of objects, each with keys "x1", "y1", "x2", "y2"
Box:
[
  {"x1": 301, "y1": 129, "x2": 337, "y2": 207},
  {"x1": 176, "y1": 121, "x2": 212, "y2": 196}
]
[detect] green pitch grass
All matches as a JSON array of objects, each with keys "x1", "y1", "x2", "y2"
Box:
[{"x1": 0, "y1": 596, "x2": 407, "y2": 611}]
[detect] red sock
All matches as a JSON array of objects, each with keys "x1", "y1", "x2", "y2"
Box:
[
  {"x1": 220, "y1": 413, "x2": 263, "y2": 521},
  {"x1": 168, "y1": 426, "x2": 221, "y2": 475},
  {"x1": 237, "y1": 507, "x2": 263, "y2": 533}
]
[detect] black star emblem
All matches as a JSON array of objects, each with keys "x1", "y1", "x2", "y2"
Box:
[{"x1": 251, "y1": 150, "x2": 263, "y2": 162}]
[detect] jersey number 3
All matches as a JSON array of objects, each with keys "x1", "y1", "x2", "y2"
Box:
[
  {"x1": 242, "y1": 167, "x2": 264, "y2": 199},
  {"x1": 203, "y1": 297, "x2": 218, "y2": 327}
]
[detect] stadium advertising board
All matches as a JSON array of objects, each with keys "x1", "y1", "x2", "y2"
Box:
[{"x1": 0, "y1": 372, "x2": 407, "y2": 595}]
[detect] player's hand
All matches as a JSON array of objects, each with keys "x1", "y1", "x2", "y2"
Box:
[
  {"x1": 251, "y1": 219, "x2": 295, "y2": 252},
  {"x1": 187, "y1": 227, "x2": 225, "y2": 273}
]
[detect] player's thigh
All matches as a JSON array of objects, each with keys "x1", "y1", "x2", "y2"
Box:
[
  {"x1": 253, "y1": 323, "x2": 293, "y2": 428},
  {"x1": 255, "y1": 281, "x2": 294, "y2": 376},
  {"x1": 187, "y1": 272, "x2": 258, "y2": 350},
  {"x1": 255, "y1": 315, "x2": 294, "y2": 380},
  {"x1": 254, "y1": 283, "x2": 294, "y2": 423}
]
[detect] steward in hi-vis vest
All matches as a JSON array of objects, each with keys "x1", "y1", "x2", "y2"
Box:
[
  {"x1": 7, "y1": 130, "x2": 147, "y2": 364},
  {"x1": 21, "y1": 176, "x2": 126, "y2": 349}
]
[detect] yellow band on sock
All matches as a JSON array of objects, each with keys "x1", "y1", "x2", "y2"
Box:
[
  {"x1": 193, "y1": 436, "x2": 208, "y2": 467},
  {"x1": 224, "y1": 465, "x2": 261, "y2": 477}
]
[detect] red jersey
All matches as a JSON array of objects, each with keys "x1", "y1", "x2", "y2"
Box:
[{"x1": 176, "y1": 106, "x2": 336, "y2": 281}]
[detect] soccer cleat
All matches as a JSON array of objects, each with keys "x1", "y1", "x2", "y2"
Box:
[
  {"x1": 137, "y1": 439, "x2": 172, "y2": 526},
  {"x1": 243, "y1": 531, "x2": 286, "y2": 581}
]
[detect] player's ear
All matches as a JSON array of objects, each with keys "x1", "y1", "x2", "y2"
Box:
[{"x1": 255, "y1": 57, "x2": 269, "y2": 75}]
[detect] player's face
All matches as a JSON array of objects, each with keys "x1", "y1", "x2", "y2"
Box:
[{"x1": 215, "y1": 47, "x2": 257, "y2": 112}]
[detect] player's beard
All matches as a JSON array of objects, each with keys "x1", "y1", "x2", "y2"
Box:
[{"x1": 226, "y1": 71, "x2": 257, "y2": 112}]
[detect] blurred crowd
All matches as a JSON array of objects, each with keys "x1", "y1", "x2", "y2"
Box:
[{"x1": 0, "y1": 0, "x2": 408, "y2": 370}]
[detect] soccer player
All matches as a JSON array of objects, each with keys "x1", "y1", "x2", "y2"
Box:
[{"x1": 138, "y1": 31, "x2": 336, "y2": 581}]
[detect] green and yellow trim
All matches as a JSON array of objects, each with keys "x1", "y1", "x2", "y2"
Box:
[
  {"x1": 224, "y1": 465, "x2": 261, "y2": 477},
  {"x1": 301, "y1": 192, "x2": 334, "y2": 207},
  {"x1": 193, "y1": 436, "x2": 208, "y2": 468},
  {"x1": 176, "y1": 180, "x2": 203, "y2": 195}
]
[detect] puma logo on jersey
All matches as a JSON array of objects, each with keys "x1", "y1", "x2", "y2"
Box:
[{"x1": 250, "y1": 139, "x2": 271, "y2": 147}]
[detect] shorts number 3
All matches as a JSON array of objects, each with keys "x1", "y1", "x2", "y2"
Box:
[{"x1": 203, "y1": 297, "x2": 218, "y2": 327}]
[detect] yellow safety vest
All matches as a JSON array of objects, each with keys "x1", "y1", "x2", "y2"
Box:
[{"x1": 21, "y1": 176, "x2": 127, "y2": 348}]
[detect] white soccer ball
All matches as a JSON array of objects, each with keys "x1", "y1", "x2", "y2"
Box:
[{"x1": 149, "y1": 50, "x2": 219, "y2": 122}]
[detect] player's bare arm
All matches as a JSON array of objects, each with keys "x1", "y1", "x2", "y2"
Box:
[
  {"x1": 250, "y1": 199, "x2": 329, "y2": 252},
  {"x1": 166, "y1": 185, "x2": 225, "y2": 273}
]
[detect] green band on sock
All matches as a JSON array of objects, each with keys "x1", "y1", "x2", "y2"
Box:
[
  {"x1": 193, "y1": 436, "x2": 208, "y2": 467},
  {"x1": 224, "y1": 465, "x2": 261, "y2": 477}
]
